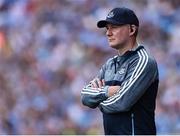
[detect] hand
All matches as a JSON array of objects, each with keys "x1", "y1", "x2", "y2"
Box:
[
  {"x1": 107, "y1": 86, "x2": 121, "y2": 97},
  {"x1": 90, "y1": 78, "x2": 105, "y2": 88}
]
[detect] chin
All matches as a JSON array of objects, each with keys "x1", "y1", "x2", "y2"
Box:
[{"x1": 110, "y1": 44, "x2": 119, "y2": 49}]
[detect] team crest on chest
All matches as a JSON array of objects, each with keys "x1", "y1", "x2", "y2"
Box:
[{"x1": 118, "y1": 68, "x2": 126, "y2": 75}]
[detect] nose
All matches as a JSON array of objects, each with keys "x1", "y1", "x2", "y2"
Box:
[{"x1": 106, "y1": 28, "x2": 112, "y2": 37}]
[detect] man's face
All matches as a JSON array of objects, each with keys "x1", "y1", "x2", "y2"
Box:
[{"x1": 105, "y1": 24, "x2": 130, "y2": 50}]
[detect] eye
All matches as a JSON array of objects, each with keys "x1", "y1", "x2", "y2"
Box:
[
  {"x1": 105, "y1": 26, "x2": 109, "y2": 30},
  {"x1": 106, "y1": 24, "x2": 118, "y2": 30}
]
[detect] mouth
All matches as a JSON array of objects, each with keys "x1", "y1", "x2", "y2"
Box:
[{"x1": 108, "y1": 39, "x2": 114, "y2": 42}]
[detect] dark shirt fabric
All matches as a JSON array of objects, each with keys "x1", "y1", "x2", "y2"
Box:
[{"x1": 81, "y1": 45, "x2": 159, "y2": 135}]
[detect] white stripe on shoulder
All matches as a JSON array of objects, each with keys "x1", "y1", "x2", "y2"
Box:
[{"x1": 101, "y1": 49, "x2": 149, "y2": 105}]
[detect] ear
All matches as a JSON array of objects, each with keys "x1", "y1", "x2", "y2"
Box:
[{"x1": 129, "y1": 25, "x2": 136, "y2": 36}]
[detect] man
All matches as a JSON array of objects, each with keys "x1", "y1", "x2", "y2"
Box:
[{"x1": 81, "y1": 7, "x2": 159, "y2": 135}]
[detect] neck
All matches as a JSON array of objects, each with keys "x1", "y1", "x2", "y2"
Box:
[{"x1": 118, "y1": 39, "x2": 137, "y2": 56}]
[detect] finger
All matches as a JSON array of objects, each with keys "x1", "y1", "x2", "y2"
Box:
[
  {"x1": 102, "y1": 79, "x2": 105, "y2": 86},
  {"x1": 90, "y1": 80, "x2": 98, "y2": 88},
  {"x1": 96, "y1": 78, "x2": 102, "y2": 88}
]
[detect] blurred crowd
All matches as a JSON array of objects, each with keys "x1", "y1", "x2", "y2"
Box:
[{"x1": 0, "y1": 0, "x2": 179, "y2": 134}]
